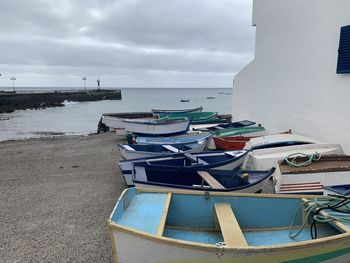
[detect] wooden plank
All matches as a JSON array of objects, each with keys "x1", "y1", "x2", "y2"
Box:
[
  {"x1": 123, "y1": 145, "x2": 135, "y2": 151},
  {"x1": 197, "y1": 171, "x2": 225, "y2": 189},
  {"x1": 214, "y1": 203, "x2": 248, "y2": 247},
  {"x1": 162, "y1": 144, "x2": 183, "y2": 153},
  {"x1": 157, "y1": 193, "x2": 172, "y2": 236}
]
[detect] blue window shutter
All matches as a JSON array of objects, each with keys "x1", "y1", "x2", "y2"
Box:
[{"x1": 337, "y1": 25, "x2": 350, "y2": 74}]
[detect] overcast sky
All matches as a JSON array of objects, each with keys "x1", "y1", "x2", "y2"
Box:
[{"x1": 0, "y1": 0, "x2": 255, "y2": 88}]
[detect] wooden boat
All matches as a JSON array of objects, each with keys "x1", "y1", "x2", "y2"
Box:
[
  {"x1": 211, "y1": 126, "x2": 266, "y2": 138},
  {"x1": 135, "y1": 132, "x2": 212, "y2": 145},
  {"x1": 122, "y1": 117, "x2": 191, "y2": 136},
  {"x1": 151, "y1": 106, "x2": 203, "y2": 115},
  {"x1": 119, "y1": 150, "x2": 248, "y2": 186},
  {"x1": 100, "y1": 112, "x2": 153, "y2": 135},
  {"x1": 158, "y1": 112, "x2": 219, "y2": 124},
  {"x1": 118, "y1": 140, "x2": 208, "y2": 160},
  {"x1": 206, "y1": 96, "x2": 215, "y2": 99},
  {"x1": 243, "y1": 133, "x2": 319, "y2": 150},
  {"x1": 180, "y1": 99, "x2": 190, "y2": 102},
  {"x1": 109, "y1": 188, "x2": 350, "y2": 263},
  {"x1": 275, "y1": 155, "x2": 350, "y2": 194},
  {"x1": 213, "y1": 130, "x2": 292, "y2": 150},
  {"x1": 132, "y1": 167, "x2": 274, "y2": 192},
  {"x1": 244, "y1": 143, "x2": 344, "y2": 171}
]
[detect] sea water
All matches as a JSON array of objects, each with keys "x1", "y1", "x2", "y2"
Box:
[{"x1": 0, "y1": 88, "x2": 232, "y2": 141}]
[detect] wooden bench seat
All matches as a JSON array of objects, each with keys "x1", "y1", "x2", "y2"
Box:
[
  {"x1": 157, "y1": 193, "x2": 172, "y2": 236},
  {"x1": 123, "y1": 145, "x2": 135, "y2": 151},
  {"x1": 197, "y1": 171, "x2": 225, "y2": 189},
  {"x1": 214, "y1": 203, "x2": 248, "y2": 247},
  {"x1": 162, "y1": 145, "x2": 183, "y2": 153}
]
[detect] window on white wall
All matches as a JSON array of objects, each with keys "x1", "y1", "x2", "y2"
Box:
[{"x1": 337, "y1": 25, "x2": 350, "y2": 74}]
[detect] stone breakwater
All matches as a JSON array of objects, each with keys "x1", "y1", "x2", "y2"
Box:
[{"x1": 0, "y1": 89, "x2": 122, "y2": 113}]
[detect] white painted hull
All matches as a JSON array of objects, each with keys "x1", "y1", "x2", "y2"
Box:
[
  {"x1": 119, "y1": 140, "x2": 208, "y2": 160},
  {"x1": 123, "y1": 119, "x2": 190, "y2": 136},
  {"x1": 102, "y1": 116, "x2": 128, "y2": 135},
  {"x1": 243, "y1": 143, "x2": 344, "y2": 174},
  {"x1": 134, "y1": 175, "x2": 270, "y2": 193},
  {"x1": 243, "y1": 133, "x2": 319, "y2": 150},
  {"x1": 275, "y1": 166, "x2": 350, "y2": 194}
]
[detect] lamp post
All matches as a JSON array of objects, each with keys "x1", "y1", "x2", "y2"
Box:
[
  {"x1": 82, "y1": 77, "x2": 87, "y2": 92},
  {"x1": 10, "y1": 77, "x2": 16, "y2": 92}
]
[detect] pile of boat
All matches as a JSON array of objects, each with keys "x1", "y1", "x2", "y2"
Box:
[{"x1": 105, "y1": 106, "x2": 350, "y2": 262}]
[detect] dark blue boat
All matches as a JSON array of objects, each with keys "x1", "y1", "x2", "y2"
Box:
[{"x1": 132, "y1": 167, "x2": 275, "y2": 192}]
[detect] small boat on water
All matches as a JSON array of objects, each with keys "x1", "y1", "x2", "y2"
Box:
[
  {"x1": 275, "y1": 154, "x2": 350, "y2": 194},
  {"x1": 151, "y1": 106, "x2": 203, "y2": 115},
  {"x1": 180, "y1": 99, "x2": 190, "y2": 102},
  {"x1": 206, "y1": 96, "x2": 215, "y2": 99},
  {"x1": 109, "y1": 188, "x2": 350, "y2": 262},
  {"x1": 132, "y1": 167, "x2": 274, "y2": 192},
  {"x1": 118, "y1": 140, "x2": 208, "y2": 160},
  {"x1": 244, "y1": 143, "x2": 344, "y2": 171},
  {"x1": 135, "y1": 132, "x2": 212, "y2": 145},
  {"x1": 122, "y1": 117, "x2": 191, "y2": 136},
  {"x1": 119, "y1": 150, "x2": 247, "y2": 186}
]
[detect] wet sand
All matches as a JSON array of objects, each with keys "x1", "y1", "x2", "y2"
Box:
[{"x1": 0, "y1": 133, "x2": 273, "y2": 262}]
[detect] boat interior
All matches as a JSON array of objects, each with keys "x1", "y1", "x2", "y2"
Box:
[{"x1": 110, "y1": 189, "x2": 349, "y2": 247}]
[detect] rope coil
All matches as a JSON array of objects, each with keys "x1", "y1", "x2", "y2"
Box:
[{"x1": 284, "y1": 152, "x2": 321, "y2": 167}]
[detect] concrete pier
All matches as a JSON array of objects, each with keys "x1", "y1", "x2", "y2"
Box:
[{"x1": 0, "y1": 89, "x2": 122, "y2": 113}]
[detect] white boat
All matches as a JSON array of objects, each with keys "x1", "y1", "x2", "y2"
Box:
[
  {"x1": 123, "y1": 118, "x2": 191, "y2": 136},
  {"x1": 135, "y1": 132, "x2": 212, "y2": 145},
  {"x1": 275, "y1": 154, "x2": 350, "y2": 194},
  {"x1": 118, "y1": 140, "x2": 208, "y2": 160},
  {"x1": 243, "y1": 143, "x2": 344, "y2": 172},
  {"x1": 109, "y1": 188, "x2": 350, "y2": 263},
  {"x1": 101, "y1": 112, "x2": 153, "y2": 135},
  {"x1": 243, "y1": 133, "x2": 319, "y2": 150}
]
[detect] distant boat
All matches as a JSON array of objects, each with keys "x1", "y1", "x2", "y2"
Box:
[
  {"x1": 108, "y1": 188, "x2": 350, "y2": 262},
  {"x1": 151, "y1": 106, "x2": 203, "y2": 115},
  {"x1": 180, "y1": 99, "x2": 190, "y2": 102},
  {"x1": 122, "y1": 117, "x2": 191, "y2": 136},
  {"x1": 223, "y1": 92, "x2": 232, "y2": 95},
  {"x1": 118, "y1": 140, "x2": 208, "y2": 160},
  {"x1": 206, "y1": 96, "x2": 215, "y2": 99}
]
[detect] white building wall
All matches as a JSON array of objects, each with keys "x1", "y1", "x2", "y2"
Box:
[{"x1": 233, "y1": 0, "x2": 350, "y2": 153}]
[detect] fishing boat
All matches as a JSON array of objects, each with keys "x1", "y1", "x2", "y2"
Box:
[
  {"x1": 122, "y1": 117, "x2": 191, "y2": 136},
  {"x1": 211, "y1": 125, "x2": 266, "y2": 138},
  {"x1": 99, "y1": 112, "x2": 154, "y2": 135},
  {"x1": 118, "y1": 140, "x2": 208, "y2": 160},
  {"x1": 275, "y1": 154, "x2": 350, "y2": 194},
  {"x1": 151, "y1": 106, "x2": 203, "y2": 115},
  {"x1": 206, "y1": 96, "x2": 215, "y2": 99},
  {"x1": 243, "y1": 143, "x2": 344, "y2": 171},
  {"x1": 119, "y1": 150, "x2": 248, "y2": 186},
  {"x1": 109, "y1": 188, "x2": 350, "y2": 262},
  {"x1": 213, "y1": 130, "x2": 292, "y2": 150},
  {"x1": 244, "y1": 133, "x2": 319, "y2": 150},
  {"x1": 132, "y1": 167, "x2": 274, "y2": 192},
  {"x1": 135, "y1": 132, "x2": 212, "y2": 145},
  {"x1": 158, "y1": 112, "x2": 219, "y2": 123},
  {"x1": 180, "y1": 99, "x2": 190, "y2": 102}
]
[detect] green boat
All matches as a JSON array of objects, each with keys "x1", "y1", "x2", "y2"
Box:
[
  {"x1": 158, "y1": 112, "x2": 218, "y2": 121},
  {"x1": 212, "y1": 126, "x2": 266, "y2": 137}
]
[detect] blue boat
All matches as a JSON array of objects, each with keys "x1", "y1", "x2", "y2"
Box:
[
  {"x1": 135, "y1": 132, "x2": 212, "y2": 145},
  {"x1": 132, "y1": 167, "x2": 275, "y2": 192},
  {"x1": 109, "y1": 188, "x2": 350, "y2": 262},
  {"x1": 118, "y1": 140, "x2": 208, "y2": 160},
  {"x1": 119, "y1": 150, "x2": 248, "y2": 186}
]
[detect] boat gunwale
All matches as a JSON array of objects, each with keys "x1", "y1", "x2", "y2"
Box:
[{"x1": 108, "y1": 188, "x2": 350, "y2": 252}]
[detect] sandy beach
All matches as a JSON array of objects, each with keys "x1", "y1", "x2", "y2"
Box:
[
  {"x1": 0, "y1": 132, "x2": 273, "y2": 262},
  {"x1": 0, "y1": 133, "x2": 126, "y2": 262}
]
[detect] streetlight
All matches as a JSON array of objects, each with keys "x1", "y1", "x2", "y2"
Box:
[
  {"x1": 82, "y1": 77, "x2": 87, "y2": 92},
  {"x1": 10, "y1": 77, "x2": 16, "y2": 92}
]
